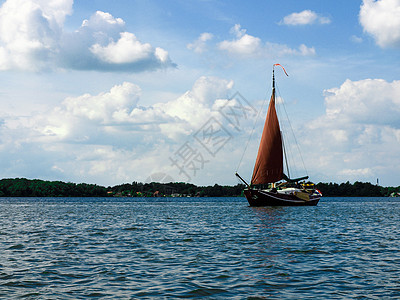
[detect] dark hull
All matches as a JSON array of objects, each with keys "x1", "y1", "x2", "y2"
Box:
[{"x1": 244, "y1": 188, "x2": 320, "y2": 206}]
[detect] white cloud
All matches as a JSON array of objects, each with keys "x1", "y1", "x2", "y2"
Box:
[
  {"x1": 360, "y1": 0, "x2": 400, "y2": 48},
  {"x1": 33, "y1": 82, "x2": 144, "y2": 145},
  {"x1": 9, "y1": 75, "x2": 398, "y2": 186},
  {"x1": 338, "y1": 168, "x2": 373, "y2": 177},
  {"x1": 0, "y1": 0, "x2": 72, "y2": 71},
  {"x1": 62, "y1": 82, "x2": 141, "y2": 123},
  {"x1": 280, "y1": 10, "x2": 331, "y2": 26},
  {"x1": 0, "y1": 0, "x2": 175, "y2": 71},
  {"x1": 85, "y1": 10, "x2": 125, "y2": 27},
  {"x1": 218, "y1": 24, "x2": 315, "y2": 57},
  {"x1": 90, "y1": 32, "x2": 153, "y2": 64},
  {"x1": 302, "y1": 78, "x2": 400, "y2": 183},
  {"x1": 165, "y1": 77, "x2": 234, "y2": 137},
  {"x1": 350, "y1": 35, "x2": 363, "y2": 43},
  {"x1": 155, "y1": 47, "x2": 169, "y2": 63},
  {"x1": 323, "y1": 79, "x2": 400, "y2": 125},
  {"x1": 50, "y1": 76, "x2": 233, "y2": 141},
  {"x1": 265, "y1": 42, "x2": 316, "y2": 57},
  {"x1": 0, "y1": 76, "x2": 239, "y2": 185},
  {"x1": 187, "y1": 32, "x2": 214, "y2": 53},
  {"x1": 62, "y1": 10, "x2": 174, "y2": 71},
  {"x1": 219, "y1": 25, "x2": 262, "y2": 56}
]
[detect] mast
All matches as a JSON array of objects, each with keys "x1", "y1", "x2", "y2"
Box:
[
  {"x1": 274, "y1": 65, "x2": 292, "y2": 179},
  {"x1": 250, "y1": 65, "x2": 284, "y2": 185},
  {"x1": 274, "y1": 65, "x2": 291, "y2": 178},
  {"x1": 272, "y1": 67, "x2": 275, "y2": 90},
  {"x1": 273, "y1": 63, "x2": 291, "y2": 180}
]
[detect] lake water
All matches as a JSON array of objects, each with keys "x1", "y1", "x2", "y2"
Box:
[{"x1": 1, "y1": 197, "x2": 400, "y2": 299}]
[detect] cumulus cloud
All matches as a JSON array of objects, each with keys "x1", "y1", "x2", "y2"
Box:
[
  {"x1": 187, "y1": 32, "x2": 214, "y2": 53},
  {"x1": 90, "y1": 32, "x2": 153, "y2": 64},
  {"x1": 302, "y1": 78, "x2": 400, "y2": 183},
  {"x1": 218, "y1": 24, "x2": 315, "y2": 57},
  {"x1": 280, "y1": 10, "x2": 331, "y2": 26},
  {"x1": 0, "y1": 76, "x2": 239, "y2": 184},
  {"x1": 34, "y1": 76, "x2": 234, "y2": 144},
  {"x1": 0, "y1": 0, "x2": 175, "y2": 71},
  {"x1": 218, "y1": 24, "x2": 262, "y2": 56},
  {"x1": 360, "y1": 0, "x2": 400, "y2": 48},
  {"x1": 0, "y1": 0, "x2": 72, "y2": 71},
  {"x1": 60, "y1": 11, "x2": 175, "y2": 71},
  {"x1": 63, "y1": 82, "x2": 141, "y2": 123},
  {"x1": 323, "y1": 79, "x2": 400, "y2": 126}
]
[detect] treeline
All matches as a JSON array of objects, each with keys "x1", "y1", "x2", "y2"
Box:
[
  {"x1": 0, "y1": 178, "x2": 245, "y2": 197},
  {"x1": 111, "y1": 182, "x2": 245, "y2": 197},
  {"x1": 0, "y1": 178, "x2": 108, "y2": 197},
  {"x1": 315, "y1": 181, "x2": 399, "y2": 197},
  {"x1": 0, "y1": 178, "x2": 399, "y2": 197}
]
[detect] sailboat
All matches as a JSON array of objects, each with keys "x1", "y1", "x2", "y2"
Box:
[{"x1": 236, "y1": 64, "x2": 322, "y2": 206}]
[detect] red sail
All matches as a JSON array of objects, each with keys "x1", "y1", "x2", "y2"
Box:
[{"x1": 251, "y1": 89, "x2": 283, "y2": 185}]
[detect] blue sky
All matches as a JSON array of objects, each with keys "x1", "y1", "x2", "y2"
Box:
[{"x1": 1, "y1": 0, "x2": 400, "y2": 187}]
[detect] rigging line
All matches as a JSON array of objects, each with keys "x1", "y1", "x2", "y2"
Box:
[
  {"x1": 283, "y1": 126, "x2": 299, "y2": 178},
  {"x1": 277, "y1": 96, "x2": 299, "y2": 178},
  {"x1": 235, "y1": 89, "x2": 270, "y2": 173},
  {"x1": 275, "y1": 85, "x2": 293, "y2": 177},
  {"x1": 281, "y1": 130, "x2": 290, "y2": 178},
  {"x1": 280, "y1": 122, "x2": 293, "y2": 176},
  {"x1": 275, "y1": 84, "x2": 308, "y2": 177}
]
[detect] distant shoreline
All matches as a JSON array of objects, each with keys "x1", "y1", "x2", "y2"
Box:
[{"x1": 0, "y1": 178, "x2": 398, "y2": 198}]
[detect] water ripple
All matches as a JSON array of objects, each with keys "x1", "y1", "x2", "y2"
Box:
[{"x1": 1, "y1": 197, "x2": 400, "y2": 298}]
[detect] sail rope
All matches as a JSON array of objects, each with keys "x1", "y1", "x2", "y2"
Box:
[
  {"x1": 275, "y1": 84, "x2": 308, "y2": 178},
  {"x1": 235, "y1": 87, "x2": 271, "y2": 174}
]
